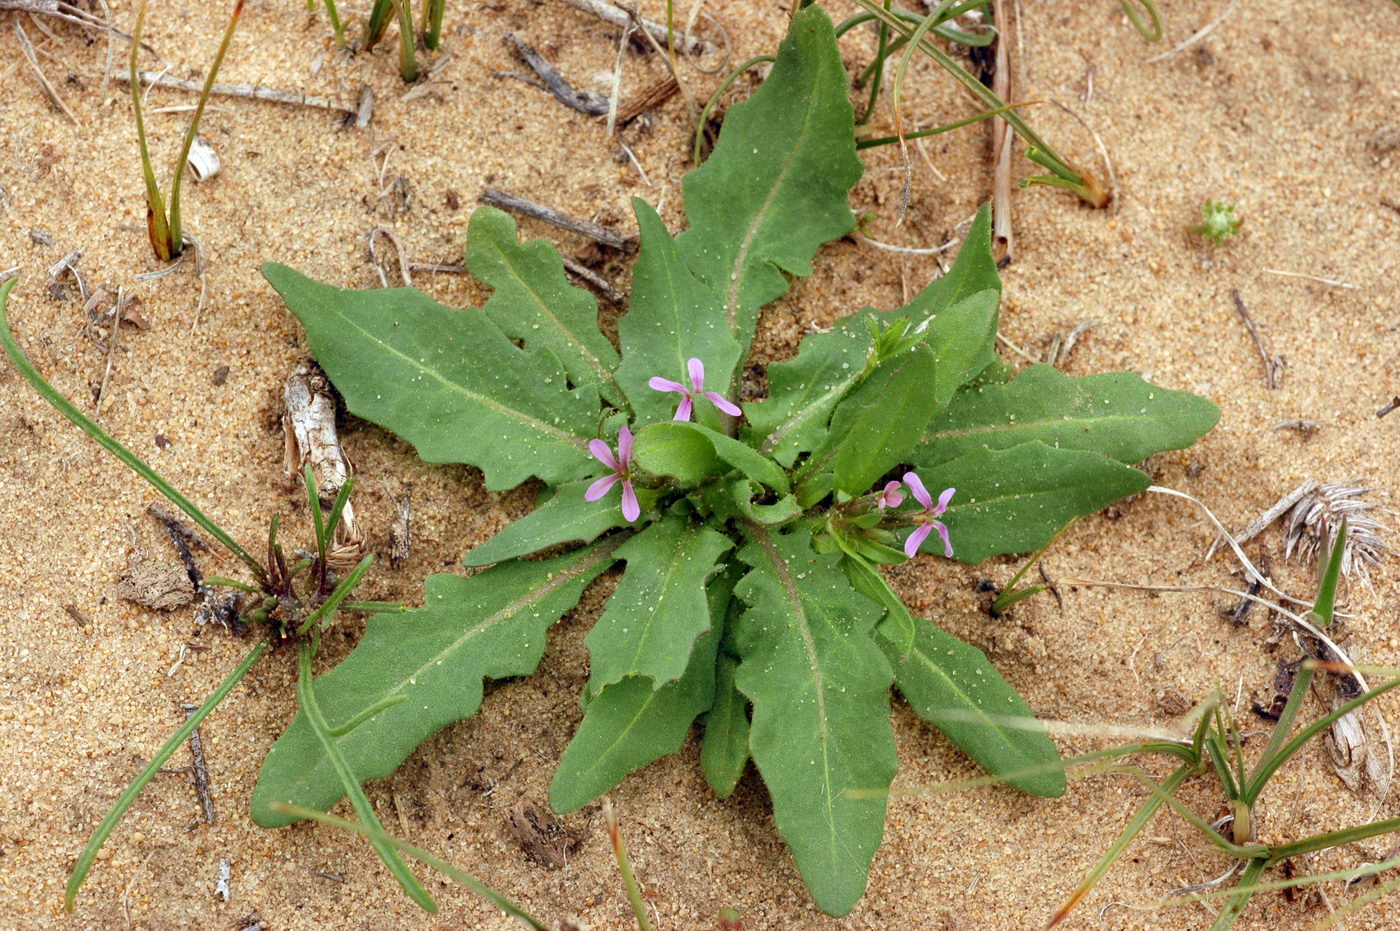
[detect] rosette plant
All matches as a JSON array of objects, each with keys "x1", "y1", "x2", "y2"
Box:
[{"x1": 255, "y1": 7, "x2": 1218, "y2": 915}]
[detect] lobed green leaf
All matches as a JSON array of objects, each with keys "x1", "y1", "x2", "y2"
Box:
[
  {"x1": 264, "y1": 264, "x2": 596, "y2": 492},
  {"x1": 877, "y1": 618, "x2": 1065, "y2": 797},
  {"x1": 732, "y1": 527, "x2": 896, "y2": 917},
  {"x1": 616, "y1": 199, "x2": 740, "y2": 427},
  {"x1": 467, "y1": 206, "x2": 622, "y2": 403},
  {"x1": 745, "y1": 205, "x2": 1000, "y2": 470},
  {"x1": 550, "y1": 570, "x2": 737, "y2": 813},
  {"x1": 465, "y1": 480, "x2": 633, "y2": 566},
  {"x1": 251, "y1": 540, "x2": 621, "y2": 827},
  {"x1": 675, "y1": 5, "x2": 862, "y2": 362},
  {"x1": 914, "y1": 441, "x2": 1151, "y2": 564},
  {"x1": 700, "y1": 648, "x2": 750, "y2": 798},
  {"x1": 914, "y1": 364, "x2": 1221, "y2": 468},
  {"x1": 585, "y1": 516, "x2": 733, "y2": 694}
]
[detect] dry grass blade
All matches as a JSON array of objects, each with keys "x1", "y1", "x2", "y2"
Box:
[
  {"x1": 1144, "y1": 0, "x2": 1242, "y2": 64},
  {"x1": 556, "y1": 0, "x2": 715, "y2": 56}
]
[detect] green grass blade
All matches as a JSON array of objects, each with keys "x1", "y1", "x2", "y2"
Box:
[
  {"x1": 296, "y1": 640, "x2": 436, "y2": 912},
  {"x1": 168, "y1": 0, "x2": 245, "y2": 252},
  {"x1": 65, "y1": 639, "x2": 270, "y2": 910},
  {"x1": 0, "y1": 279, "x2": 265, "y2": 581},
  {"x1": 129, "y1": 0, "x2": 171, "y2": 260},
  {"x1": 268, "y1": 804, "x2": 545, "y2": 928}
]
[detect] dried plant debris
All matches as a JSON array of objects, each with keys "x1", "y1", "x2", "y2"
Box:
[
  {"x1": 115, "y1": 548, "x2": 195, "y2": 611},
  {"x1": 505, "y1": 801, "x2": 583, "y2": 870},
  {"x1": 1284, "y1": 482, "x2": 1391, "y2": 586},
  {"x1": 282, "y1": 359, "x2": 365, "y2": 571},
  {"x1": 1295, "y1": 631, "x2": 1393, "y2": 797},
  {"x1": 1211, "y1": 480, "x2": 1391, "y2": 585}
]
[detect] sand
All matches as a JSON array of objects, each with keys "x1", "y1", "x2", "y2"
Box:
[{"x1": 1, "y1": 1, "x2": 1397, "y2": 928}]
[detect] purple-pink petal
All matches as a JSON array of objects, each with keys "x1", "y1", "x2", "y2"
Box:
[
  {"x1": 903, "y1": 522, "x2": 933, "y2": 559},
  {"x1": 585, "y1": 472, "x2": 620, "y2": 502},
  {"x1": 705, "y1": 392, "x2": 742, "y2": 417},
  {"x1": 617, "y1": 426, "x2": 635, "y2": 464},
  {"x1": 933, "y1": 486, "x2": 955, "y2": 516},
  {"x1": 878, "y1": 480, "x2": 904, "y2": 509},
  {"x1": 588, "y1": 438, "x2": 619, "y2": 471},
  {"x1": 649, "y1": 377, "x2": 688, "y2": 395},
  {"x1": 932, "y1": 520, "x2": 953, "y2": 558},
  {"x1": 687, "y1": 357, "x2": 705, "y2": 392},
  {"x1": 674, "y1": 395, "x2": 694, "y2": 422},
  {"x1": 903, "y1": 471, "x2": 934, "y2": 510},
  {"x1": 620, "y1": 480, "x2": 640, "y2": 522}
]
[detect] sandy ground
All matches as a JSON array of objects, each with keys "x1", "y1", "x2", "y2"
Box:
[{"x1": 1, "y1": 1, "x2": 1398, "y2": 928}]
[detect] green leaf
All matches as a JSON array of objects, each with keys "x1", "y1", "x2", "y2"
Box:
[
  {"x1": 251, "y1": 540, "x2": 621, "y2": 827},
  {"x1": 916, "y1": 441, "x2": 1151, "y2": 564},
  {"x1": 839, "y1": 552, "x2": 917, "y2": 660},
  {"x1": 887, "y1": 204, "x2": 1000, "y2": 324},
  {"x1": 616, "y1": 199, "x2": 741, "y2": 427},
  {"x1": 465, "y1": 480, "x2": 634, "y2": 566},
  {"x1": 551, "y1": 636, "x2": 720, "y2": 813},
  {"x1": 263, "y1": 263, "x2": 596, "y2": 492},
  {"x1": 732, "y1": 527, "x2": 896, "y2": 917},
  {"x1": 914, "y1": 364, "x2": 1221, "y2": 467},
  {"x1": 877, "y1": 618, "x2": 1065, "y2": 798},
  {"x1": 705, "y1": 477, "x2": 802, "y2": 526},
  {"x1": 631, "y1": 422, "x2": 723, "y2": 485},
  {"x1": 585, "y1": 516, "x2": 733, "y2": 693},
  {"x1": 745, "y1": 207, "x2": 999, "y2": 468},
  {"x1": 550, "y1": 570, "x2": 737, "y2": 813},
  {"x1": 746, "y1": 314, "x2": 875, "y2": 467},
  {"x1": 467, "y1": 207, "x2": 622, "y2": 402},
  {"x1": 829, "y1": 342, "x2": 938, "y2": 496},
  {"x1": 700, "y1": 648, "x2": 749, "y2": 798},
  {"x1": 676, "y1": 5, "x2": 862, "y2": 359},
  {"x1": 636, "y1": 421, "x2": 788, "y2": 492},
  {"x1": 800, "y1": 288, "x2": 1000, "y2": 498}
]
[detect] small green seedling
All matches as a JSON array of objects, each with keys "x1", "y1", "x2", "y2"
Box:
[
  {"x1": 1192, "y1": 199, "x2": 1244, "y2": 244},
  {"x1": 258, "y1": 7, "x2": 1218, "y2": 915},
  {"x1": 0, "y1": 278, "x2": 544, "y2": 919},
  {"x1": 363, "y1": 0, "x2": 445, "y2": 81},
  {"x1": 129, "y1": 0, "x2": 245, "y2": 262}
]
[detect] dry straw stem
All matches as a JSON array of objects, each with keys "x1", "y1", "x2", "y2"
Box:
[
  {"x1": 113, "y1": 69, "x2": 356, "y2": 116},
  {"x1": 1144, "y1": 0, "x2": 1242, "y2": 64},
  {"x1": 557, "y1": 0, "x2": 716, "y2": 56},
  {"x1": 14, "y1": 17, "x2": 80, "y2": 124},
  {"x1": 990, "y1": 0, "x2": 1013, "y2": 263}
]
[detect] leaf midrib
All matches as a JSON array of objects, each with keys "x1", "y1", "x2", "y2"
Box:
[
  {"x1": 921, "y1": 410, "x2": 1177, "y2": 447},
  {"x1": 481, "y1": 236, "x2": 620, "y2": 397},
  {"x1": 328, "y1": 307, "x2": 590, "y2": 451},
  {"x1": 900, "y1": 635, "x2": 1032, "y2": 764},
  {"x1": 328, "y1": 536, "x2": 624, "y2": 741},
  {"x1": 722, "y1": 49, "x2": 833, "y2": 339},
  {"x1": 750, "y1": 527, "x2": 843, "y2": 867}
]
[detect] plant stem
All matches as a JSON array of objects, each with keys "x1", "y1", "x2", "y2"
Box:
[
  {"x1": 321, "y1": 0, "x2": 346, "y2": 47},
  {"x1": 296, "y1": 639, "x2": 437, "y2": 912},
  {"x1": 129, "y1": 0, "x2": 171, "y2": 261},
  {"x1": 421, "y1": 0, "x2": 444, "y2": 49},
  {"x1": 395, "y1": 0, "x2": 419, "y2": 81},
  {"x1": 692, "y1": 56, "x2": 775, "y2": 165},
  {"x1": 604, "y1": 797, "x2": 653, "y2": 931},
  {"x1": 168, "y1": 0, "x2": 246, "y2": 255},
  {"x1": 1049, "y1": 762, "x2": 1194, "y2": 925},
  {"x1": 268, "y1": 804, "x2": 547, "y2": 928},
  {"x1": 297, "y1": 554, "x2": 374, "y2": 634},
  {"x1": 0, "y1": 279, "x2": 266, "y2": 583},
  {"x1": 65, "y1": 639, "x2": 270, "y2": 910},
  {"x1": 1209, "y1": 857, "x2": 1266, "y2": 930},
  {"x1": 856, "y1": 102, "x2": 1030, "y2": 149}
]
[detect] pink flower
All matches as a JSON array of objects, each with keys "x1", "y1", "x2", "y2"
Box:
[
  {"x1": 585, "y1": 427, "x2": 640, "y2": 522},
  {"x1": 877, "y1": 480, "x2": 905, "y2": 509},
  {"x1": 648, "y1": 357, "x2": 742, "y2": 422},
  {"x1": 901, "y1": 472, "x2": 954, "y2": 559}
]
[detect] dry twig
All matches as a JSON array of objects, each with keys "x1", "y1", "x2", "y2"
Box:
[
  {"x1": 501, "y1": 34, "x2": 608, "y2": 116},
  {"x1": 1231, "y1": 289, "x2": 1283, "y2": 389},
  {"x1": 181, "y1": 704, "x2": 216, "y2": 825},
  {"x1": 113, "y1": 69, "x2": 355, "y2": 116},
  {"x1": 479, "y1": 187, "x2": 636, "y2": 252},
  {"x1": 15, "y1": 17, "x2": 79, "y2": 123}
]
